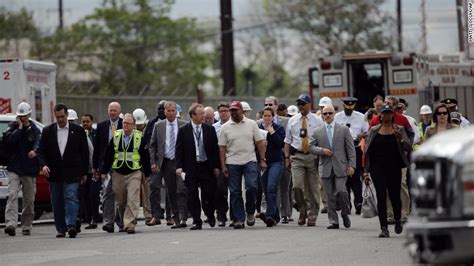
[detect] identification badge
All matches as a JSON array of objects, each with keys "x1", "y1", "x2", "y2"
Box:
[{"x1": 299, "y1": 128, "x2": 307, "y2": 138}]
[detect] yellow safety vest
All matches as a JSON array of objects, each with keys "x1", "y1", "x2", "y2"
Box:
[{"x1": 112, "y1": 129, "x2": 142, "y2": 170}]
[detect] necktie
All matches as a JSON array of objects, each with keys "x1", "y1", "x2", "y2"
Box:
[
  {"x1": 111, "y1": 123, "x2": 116, "y2": 138},
  {"x1": 169, "y1": 123, "x2": 175, "y2": 159},
  {"x1": 327, "y1": 124, "x2": 333, "y2": 148},
  {"x1": 302, "y1": 115, "x2": 309, "y2": 153},
  {"x1": 195, "y1": 125, "x2": 206, "y2": 162}
]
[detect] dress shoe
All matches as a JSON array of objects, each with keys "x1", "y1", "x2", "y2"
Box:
[
  {"x1": 4, "y1": 225, "x2": 15, "y2": 236},
  {"x1": 387, "y1": 218, "x2": 395, "y2": 225},
  {"x1": 76, "y1": 220, "x2": 82, "y2": 233},
  {"x1": 233, "y1": 221, "x2": 245, "y2": 229},
  {"x1": 146, "y1": 217, "x2": 161, "y2": 226},
  {"x1": 166, "y1": 218, "x2": 175, "y2": 226},
  {"x1": 320, "y1": 207, "x2": 328, "y2": 214},
  {"x1": 258, "y1": 213, "x2": 267, "y2": 224},
  {"x1": 266, "y1": 217, "x2": 275, "y2": 227},
  {"x1": 379, "y1": 227, "x2": 390, "y2": 238},
  {"x1": 255, "y1": 212, "x2": 261, "y2": 218},
  {"x1": 229, "y1": 221, "x2": 235, "y2": 227},
  {"x1": 190, "y1": 224, "x2": 202, "y2": 230},
  {"x1": 102, "y1": 224, "x2": 114, "y2": 233},
  {"x1": 203, "y1": 218, "x2": 209, "y2": 224},
  {"x1": 298, "y1": 212, "x2": 307, "y2": 226},
  {"x1": 22, "y1": 229, "x2": 31, "y2": 236},
  {"x1": 355, "y1": 204, "x2": 362, "y2": 215},
  {"x1": 208, "y1": 218, "x2": 216, "y2": 228},
  {"x1": 327, "y1": 224, "x2": 339, "y2": 229},
  {"x1": 394, "y1": 221, "x2": 403, "y2": 234},
  {"x1": 281, "y1": 217, "x2": 289, "y2": 224},
  {"x1": 67, "y1": 226, "x2": 77, "y2": 238},
  {"x1": 56, "y1": 232, "x2": 66, "y2": 238},
  {"x1": 307, "y1": 216, "x2": 316, "y2": 227},
  {"x1": 85, "y1": 223, "x2": 98, "y2": 229},
  {"x1": 342, "y1": 215, "x2": 351, "y2": 228},
  {"x1": 119, "y1": 227, "x2": 126, "y2": 232},
  {"x1": 171, "y1": 220, "x2": 187, "y2": 229},
  {"x1": 218, "y1": 220, "x2": 226, "y2": 227},
  {"x1": 126, "y1": 228, "x2": 135, "y2": 234},
  {"x1": 288, "y1": 218, "x2": 294, "y2": 222},
  {"x1": 246, "y1": 214, "x2": 255, "y2": 226}
]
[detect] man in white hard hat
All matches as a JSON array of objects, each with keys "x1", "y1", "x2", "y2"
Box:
[
  {"x1": 419, "y1": 105, "x2": 433, "y2": 143},
  {"x1": 318, "y1": 97, "x2": 332, "y2": 117},
  {"x1": 241, "y1": 101, "x2": 253, "y2": 118},
  {"x1": 132, "y1": 108, "x2": 152, "y2": 224},
  {"x1": 3, "y1": 102, "x2": 41, "y2": 237},
  {"x1": 67, "y1": 109, "x2": 79, "y2": 123},
  {"x1": 287, "y1": 105, "x2": 298, "y2": 117}
]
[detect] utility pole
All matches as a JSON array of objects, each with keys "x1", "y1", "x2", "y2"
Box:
[
  {"x1": 419, "y1": 0, "x2": 427, "y2": 54},
  {"x1": 220, "y1": 0, "x2": 236, "y2": 96},
  {"x1": 58, "y1": 0, "x2": 64, "y2": 30},
  {"x1": 456, "y1": 0, "x2": 465, "y2": 52},
  {"x1": 397, "y1": 0, "x2": 402, "y2": 51}
]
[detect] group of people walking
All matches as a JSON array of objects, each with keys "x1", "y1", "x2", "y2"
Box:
[{"x1": 2, "y1": 93, "x2": 470, "y2": 238}]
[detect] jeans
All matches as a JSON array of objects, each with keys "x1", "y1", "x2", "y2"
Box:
[
  {"x1": 262, "y1": 161, "x2": 283, "y2": 220},
  {"x1": 227, "y1": 162, "x2": 258, "y2": 222},
  {"x1": 49, "y1": 181, "x2": 80, "y2": 233}
]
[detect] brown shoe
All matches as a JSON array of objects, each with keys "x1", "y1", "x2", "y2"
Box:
[
  {"x1": 146, "y1": 218, "x2": 161, "y2": 226},
  {"x1": 126, "y1": 227, "x2": 135, "y2": 234},
  {"x1": 166, "y1": 218, "x2": 175, "y2": 226},
  {"x1": 298, "y1": 212, "x2": 307, "y2": 226},
  {"x1": 307, "y1": 216, "x2": 317, "y2": 227}
]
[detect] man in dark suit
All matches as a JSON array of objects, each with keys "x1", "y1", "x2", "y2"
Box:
[
  {"x1": 176, "y1": 103, "x2": 220, "y2": 230},
  {"x1": 38, "y1": 104, "x2": 89, "y2": 238},
  {"x1": 92, "y1": 101, "x2": 123, "y2": 233}
]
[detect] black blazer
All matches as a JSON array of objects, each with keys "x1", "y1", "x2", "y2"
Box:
[
  {"x1": 175, "y1": 122, "x2": 220, "y2": 177},
  {"x1": 38, "y1": 123, "x2": 89, "y2": 183},
  {"x1": 93, "y1": 118, "x2": 122, "y2": 170}
]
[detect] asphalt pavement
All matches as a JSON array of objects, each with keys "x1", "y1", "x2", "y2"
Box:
[{"x1": 0, "y1": 211, "x2": 413, "y2": 265}]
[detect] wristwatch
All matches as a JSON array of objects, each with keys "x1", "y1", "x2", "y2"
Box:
[{"x1": 260, "y1": 158, "x2": 267, "y2": 162}]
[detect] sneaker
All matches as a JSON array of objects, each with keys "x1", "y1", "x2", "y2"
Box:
[
  {"x1": 281, "y1": 217, "x2": 289, "y2": 224},
  {"x1": 246, "y1": 214, "x2": 255, "y2": 226},
  {"x1": 22, "y1": 229, "x2": 31, "y2": 236},
  {"x1": 379, "y1": 227, "x2": 390, "y2": 238},
  {"x1": 4, "y1": 226, "x2": 15, "y2": 236},
  {"x1": 394, "y1": 221, "x2": 403, "y2": 234}
]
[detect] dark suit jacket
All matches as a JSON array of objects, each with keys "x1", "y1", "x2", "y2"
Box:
[
  {"x1": 175, "y1": 122, "x2": 220, "y2": 178},
  {"x1": 93, "y1": 118, "x2": 123, "y2": 170},
  {"x1": 38, "y1": 122, "x2": 89, "y2": 183}
]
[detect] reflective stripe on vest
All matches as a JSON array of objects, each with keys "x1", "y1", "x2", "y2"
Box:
[{"x1": 112, "y1": 129, "x2": 142, "y2": 170}]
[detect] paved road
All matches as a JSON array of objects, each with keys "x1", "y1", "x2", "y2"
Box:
[{"x1": 0, "y1": 212, "x2": 412, "y2": 265}]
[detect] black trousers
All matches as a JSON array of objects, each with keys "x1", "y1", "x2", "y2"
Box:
[
  {"x1": 79, "y1": 173, "x2": 101, "y2": 223},
  {"x1": 370, "y1": 166, "x2": 402, "y2": 229},
  {"x1": 346, "y1": 146, "x2": 363, "y2": 211},
  {"x1": 215, "y1": 172, "x2": 229, "y2": 221},
  {"x1": 162, "y1": 158, "x2": 188, "y2": 221},
  {"x1": 186, "y1": 162, "x2": 216, "y2": 225}
]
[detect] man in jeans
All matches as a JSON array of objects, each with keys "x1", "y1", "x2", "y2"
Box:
[
  {"x1": 219, "y1": 101, "x2": 267, "y2": 229},
  {"x1": 3, "y1": 102, "x2": 41, "y2": 236}
]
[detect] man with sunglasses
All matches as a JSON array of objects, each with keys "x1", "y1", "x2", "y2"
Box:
[
  {"x1": 334, "y1": 97, "x2": 368, "y2": 215},
  {"x1": 284, "y1": 94, "x2": 324, "y2": 226}
]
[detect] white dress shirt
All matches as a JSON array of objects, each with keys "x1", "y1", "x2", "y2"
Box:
[
  {"x1": 191, "y1": 121, "x2": 205, "y2": 160},
  {"x1": 284, "y1": 112, "x2": 324, "y2": 150},
  {"x1": 404, "y1": 114, "x2": 420, "y2": 145},
  {"x1": 165, "y1": 119, "x2": 177, "y2": 159},
  {"x1": 334, "y1": 111, "x2": 369, "y2": 141},
  {"x1": 57, "y1": 122, "x2": 69, "y2": 157},
  {"x1": 213, "y1": 120, "x2": 228, "y2": 141}
]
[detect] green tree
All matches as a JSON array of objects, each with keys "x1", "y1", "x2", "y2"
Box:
[
  {"x1": 32, "y1": 0, "x2": 216, "y2": 95},
  {"x1": 0, "y1": 7, "x2": 38, "y2": 57}
]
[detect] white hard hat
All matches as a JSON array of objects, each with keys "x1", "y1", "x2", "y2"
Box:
[
  {"x1": 319, "y1": 97, "x2": 332, "y2": 107},
  {"x1": 16, "y1": 102, "x2": 32, "y2": 116},
  {"x1": 67, "y1": 109, "x2": 78, "y2": 121},
  {"x1": 119, "y1": 113, "x2": 124, "y2": 119},
  {"x1": 133, "y1": 108, "x2": 147, "y2": 125},
  {"x1": 287, "y1": 105, "x2": 298, "y2": 116},
  {"x1": 419, "y1": 105, "x2": 432, "y2": 115},
  {"x1": 241, "y1": 101, "x2": 252, "y2": 111}
]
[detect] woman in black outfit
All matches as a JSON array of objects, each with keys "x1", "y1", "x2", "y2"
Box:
[{"x1": 363, "y1": 104, "x2": 412, "y2": 238}]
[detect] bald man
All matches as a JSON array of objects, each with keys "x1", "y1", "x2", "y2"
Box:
[
  {"x1": 204, "y1": 106, "x2": 216, "y2": 126},
  {"x1": 93, "y1": 101, "x2": 124, "y2": 233}
]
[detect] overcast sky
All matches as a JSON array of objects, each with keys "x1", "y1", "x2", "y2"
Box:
[{"x1": 1, "y1": 0, "x2": 460, "y2": 54}]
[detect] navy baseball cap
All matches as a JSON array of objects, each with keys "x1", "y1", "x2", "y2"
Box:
[
  {"x1": 296, "y1": 94, "x2": 311, "y2": 104},
  {"x1": 380, "y1": 104, "x2": 393, "y2": 113}
]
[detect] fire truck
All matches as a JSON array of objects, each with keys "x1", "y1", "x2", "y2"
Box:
[
  {"x1": 0, "y1": 58, "x2": 57, "y2": 125},
  {"x1": 308, "y1": 51, "x2": 474, "y2": 119}
]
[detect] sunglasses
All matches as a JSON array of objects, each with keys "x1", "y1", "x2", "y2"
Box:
[
  {"x1": 436, "y1": 112, "x2": 448, "y2": 116},
  {"x1": 296, "y1": 101, "x2": 307, "y2": 106},
  {"x1": 264, "y1": 103, "x2": 274, "y2": 106},
  {"x1": 323, "y1": 112, "x2": 334, "y2": 116}
]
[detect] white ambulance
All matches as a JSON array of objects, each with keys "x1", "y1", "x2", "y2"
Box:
[
  {"x1": 308, "y1": 51, "x2": 474, "y2": 119},
  {"x1": 0, "y1": 58, "x2": 56, "y2": 125}
]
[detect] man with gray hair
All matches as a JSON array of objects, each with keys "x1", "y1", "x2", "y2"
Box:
[{"x1": 204, "y1": 106, "x2": 216, "y2": 125}]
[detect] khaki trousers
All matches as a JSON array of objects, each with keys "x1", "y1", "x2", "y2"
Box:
[
  {"x1": 112, "y1": 170, "x2": 142, "y2": 229},
  {"x1": 290, "y1": 153, "x2": 320, "y2": 218},
  {"x1": 387, "y1": 167, "x2": 410, "y2": 220},
  {"x1": 5, "y1": 172, "x2": 36, "y2": 230}
]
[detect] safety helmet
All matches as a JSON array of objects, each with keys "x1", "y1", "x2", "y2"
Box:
[
  {"x1": 16, "y1": 102, "x2": 32, "y2": 116},
  {"x1": 176, "y1": 104, "x2": 182, "y2": 118},
  {"x1": 241, "y1": 101, "x2": 252, "y2": 111},
  {"x1": 67, "y1": 109, "x2": 78, "y2": 121},
  {"x1": 419, "y1": 105, "x2": 432, "y2": 115},
  {"x1": 119, "y1": 113, "x2": 124, "y2": 119},
  {"x1": 319, "y1": 96, "x2": 332, "y2": 107},
  {"x1": 287, "y1": 105, "x2": 299, "y2": 116},
  {"x1": 133, "y1": 108, "x2": 147, "y2": 125}
]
